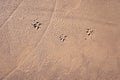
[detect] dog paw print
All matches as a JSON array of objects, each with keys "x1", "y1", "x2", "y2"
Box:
[
  {"x1": 85, "y1": 28, "x2": 94, "y2": 40},
  {"x1": 32, "y1": 19, "x2": 42, "y2": 30},
  {"x1": 59, "y1": 34, "x2": 67, "y2": 42},
  {"x1": 86, "y1": 28, "x2": 94, "y2": 36}
]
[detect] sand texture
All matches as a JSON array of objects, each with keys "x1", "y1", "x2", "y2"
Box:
[{"x1": 0, "y1": 0, "x2": 120, "y2": 80}]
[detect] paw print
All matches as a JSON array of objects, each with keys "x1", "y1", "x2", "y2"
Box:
[
  {"x1": 32, "y1": 19, "x2": 42, "y2": 30},
  {"x1": 86, "y1": 28, "x2": 94, "y2": 36},
  {"x1": 84, "y1": 28, "x2": 94, "y2": 40},
  {"x1": 59, "y1": 34, "x2": 67, "y2": 42}
]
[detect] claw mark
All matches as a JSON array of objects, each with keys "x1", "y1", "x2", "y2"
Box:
[
  {"x1": 59, "y1": 34, "x2": 67, "y2": 42},
  {"x1": 32, "y1": 19, "x2": 42, "y2": 30}
]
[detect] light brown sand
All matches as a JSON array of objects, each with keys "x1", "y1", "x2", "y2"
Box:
[{"x1": 0, "y1": 0, "x2": 120, "y2": 80}]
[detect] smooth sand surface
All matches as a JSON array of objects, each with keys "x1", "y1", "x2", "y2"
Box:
[{"x1": 0, "y1": 0, "x2": 120, "y2": 80}]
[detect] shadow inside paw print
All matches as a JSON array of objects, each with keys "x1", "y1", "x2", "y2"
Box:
[
  {"x1": 59, "y1": 34, "x2": 67, "y2": 42},
  {"x1": 32, "y1": 19, "x2": 42, "y2": 30}
]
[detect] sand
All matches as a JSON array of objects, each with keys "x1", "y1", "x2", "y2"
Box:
[{"x1": 0, "y1": 0, "x2": 120, "y2": 80}]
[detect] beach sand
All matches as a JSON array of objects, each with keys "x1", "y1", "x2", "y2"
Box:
[{"x1": 0, "y1": 0, "x2": 120, "y2": 80}]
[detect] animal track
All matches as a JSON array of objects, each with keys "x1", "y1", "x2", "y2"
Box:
[
  {"x1": 32, "y1": 19, "x2": 42, "y2": 30},
  {"x1": 86, "y1": 28, "x2": 94, "y2": 36},
  {"x1": 59, "y1": 34, "x2": 67, "y2": 42},
  {"x1": 85, "y1": 28, "x2": 94, "y2": 40}
]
